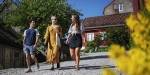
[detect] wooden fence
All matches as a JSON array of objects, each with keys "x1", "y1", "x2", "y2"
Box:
[{"x1": 0, "y1": 44, "x2": 25, "y2": 69}]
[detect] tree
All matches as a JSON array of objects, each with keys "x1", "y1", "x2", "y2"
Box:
[
  {"x1": 0, "y1": 0, "x2": 16, "y2": 13},
  {"x1": 3, "y1": 0, "x2": 80, "y2": 33},
  {"x1": 3, "y1": 0, "x2": 81, "y2": 43},
  {"x1": 107, "y1": 26, "x2": 130, "y2": 49}
]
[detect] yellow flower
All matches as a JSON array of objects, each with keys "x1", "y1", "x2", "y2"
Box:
[
  {"x1": 103, "y1": 1, "x2": 150, "y2": 75},
  {"x1": 126, "y1": 15, "x2": 138, "y2": 30},
  {"x1": 127, "y1": 61, "x2": 144, "y2": 75},
  {"x1": 116, "y1": 56, "x2": 130, "y2": 73},
  {"x1": 145, "y1": 0, "x2": 150, "y2": 12},
  {"x1": 102, "y1": 68, "x2": 116, "y2": 75},
  {"x1": 128, "y1": 48, "x2": 146, "y2": 63},
  {"x1": 108, "y1": 44, "x2": 125, "y2": 59}
]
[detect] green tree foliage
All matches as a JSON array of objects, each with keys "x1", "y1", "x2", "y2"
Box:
[
  {"x1": 3, "y1": 0, "x2": 81, "y2": 36},
  {"x1": 107, "y1": 26, "x2": 130, "y2": 49}
]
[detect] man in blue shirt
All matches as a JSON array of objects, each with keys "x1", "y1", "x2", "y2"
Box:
[{"x1": 23, "y1": 20, "x2": 40, "y2": 73}]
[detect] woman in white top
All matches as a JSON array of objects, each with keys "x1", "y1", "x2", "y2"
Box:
[{"x1": 66, "y1": 14, "x2": 84, "y2": 70}]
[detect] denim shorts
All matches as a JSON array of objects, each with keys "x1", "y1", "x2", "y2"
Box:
[{"x1": 23, "y1": 45, "x2": 35, "y2": 54}]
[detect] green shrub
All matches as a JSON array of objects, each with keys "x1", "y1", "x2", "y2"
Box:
[
  {"x1": 83, "y1": 40, "x2": 109, "y2": 53},
  {"x1": 0, "y1": 64, "x2": 3, "y2": 70},
  {"x1": 97, "y1": 47, "x2": 108, "y2": 52}
]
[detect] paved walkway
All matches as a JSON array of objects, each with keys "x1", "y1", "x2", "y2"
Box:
[{"x1": 0, "y1": 52, "x2": 120, "y2": 75}]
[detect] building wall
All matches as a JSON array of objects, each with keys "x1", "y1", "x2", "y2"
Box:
[
  {"x1": 132, "y1": 0, "x2": 144, "y2": 12},
  {"x1": 103, "y1": 0, "x2": 133, "y2": 15},
  {"x1": 83, "y1": 25, "x2": 128, "y2": 48},
  {"x1": 83, "y1": 28, "x2": 108, "y2": 48}
]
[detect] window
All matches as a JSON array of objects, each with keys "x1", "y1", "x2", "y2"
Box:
[
  {"x1": 99, "y1": 32, "x2": 107, "y2": 40},
  {"x1": 87, "y1": 33, "x2": 94, "y2": 41},
  {"x1": 119, "y1": 4, "x2": 124, "y2": 12},
  {"x1": 113, "y1": 4, "x2": 118, "y2": 10}
]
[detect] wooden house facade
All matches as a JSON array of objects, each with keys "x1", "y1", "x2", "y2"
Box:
[{"x1": 0, "y1": 25, "x2": 25, "y2": 69}]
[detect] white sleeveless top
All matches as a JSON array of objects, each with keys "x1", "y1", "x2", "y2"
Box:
[{"x1": 68, "y1": 24, "x2": 84, "y2": 34}]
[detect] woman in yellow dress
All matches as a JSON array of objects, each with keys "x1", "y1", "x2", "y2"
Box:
[{"x1": 44, "y1": 16, "x2": 62, "y2": 70}]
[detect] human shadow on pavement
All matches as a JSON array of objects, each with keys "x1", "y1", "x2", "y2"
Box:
[
  {"x1": 37, "y1": 65, "x2": 115, "y2": 71},
  {"x1": 80, "y1": 55, "x2": 108, "y2": 60},
  {"x1": 58, "y1": 66, "x2": 76, "y2": 70},
  {"x1": 38, "y1": 65, "x2": 75, "y2": 71},
  {"x1": 80, "y1": 65, "x2": 115, "y2": 70},
  {"x1": 56, "y1": 65, "x2": 115, "y2": 70}
]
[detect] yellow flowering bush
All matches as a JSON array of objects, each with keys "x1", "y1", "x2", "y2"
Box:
[
  {"x1": 102, "y1": 68, "x2": 116, "y2": 75},
  {"x1": 103, "y1": 0, "x2": 150, "y2": 75}
]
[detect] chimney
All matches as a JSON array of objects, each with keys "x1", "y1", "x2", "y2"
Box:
[{"x1": 132, "y1": 0, "x2": 144, "y2": 12}]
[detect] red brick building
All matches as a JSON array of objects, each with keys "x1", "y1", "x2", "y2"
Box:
[{"x1": 81, "y1": 0, "x2": 144, "y2": 49}]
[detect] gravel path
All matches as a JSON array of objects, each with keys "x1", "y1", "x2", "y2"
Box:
[{"x1": 0, "y1": 52, "x2": 120, "y2": 75}]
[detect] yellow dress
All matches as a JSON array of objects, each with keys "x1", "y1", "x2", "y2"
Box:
[{"x1": 44, "y1": 25, "x2": 61, "y2": 64}]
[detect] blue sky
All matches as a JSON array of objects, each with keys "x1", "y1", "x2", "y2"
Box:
[
  {"x1": 0, "y1": 0, "x2": 2, "y2": 3},
  {"x1": 0, "y1": 0, "x2": 112, "y2": 19},
  {"x1": 67, "y1": 0, "x2": 112, "y2": 19}
]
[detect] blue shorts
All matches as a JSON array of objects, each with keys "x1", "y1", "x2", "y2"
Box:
[{"x1": 23, "y1": 45, "x2": 35, "y2": 54}]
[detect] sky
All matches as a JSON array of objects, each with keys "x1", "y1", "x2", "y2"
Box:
[
  {"x1": 67, "y1": 0, "x2": 112, "y2": 19},
  {"x1": 0, "y1": 0, "x2": 112, "y2": 19},
  {"x1": 0, "y1": 0, "x2": 3, "y2": 3}
]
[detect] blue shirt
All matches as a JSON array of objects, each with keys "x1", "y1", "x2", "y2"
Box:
[{"x1": 23, "y1": 28, "x2": 40, "y2": 46}]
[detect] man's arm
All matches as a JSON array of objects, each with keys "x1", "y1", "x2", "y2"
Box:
[
  {"x1": 23, "y1": 36, "x2": 25, "y2": 45},
  {"x1": 23, "y1": 30, "x2": 26, "y2": 45},
  {"x1": 34, "y1": 35, "x2": 39, "y2": 47},
  {"x1": 34, "y1": 29, "x2": 40, "y2": 48}
]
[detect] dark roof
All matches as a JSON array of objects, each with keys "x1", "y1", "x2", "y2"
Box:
[
  {"x1": 82, "y1": 13, "x2": 131, "y2": 29},
  {"x1": 0, "y1": 25, "x2": 21, "y2": 48}
]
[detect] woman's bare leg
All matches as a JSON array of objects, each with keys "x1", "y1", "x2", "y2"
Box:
[
  {"x1": 70, "y1": 48, "x2": 76, "y2": 65},
  {"x1": 75, "y1": 47, "x2": 80, "y2": 70}
]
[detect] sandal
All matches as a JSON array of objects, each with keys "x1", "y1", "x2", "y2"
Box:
[
  {"x1": 25, "y1": 69, "x2": 32, "y2": 73},
  {"x1": 75, "y1": 65, "x2": 80, "y2": 70}
]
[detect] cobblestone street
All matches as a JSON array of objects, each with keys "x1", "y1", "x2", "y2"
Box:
[{"x1": 0, "y1": 52, "x2": 119, "y2": 75}]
